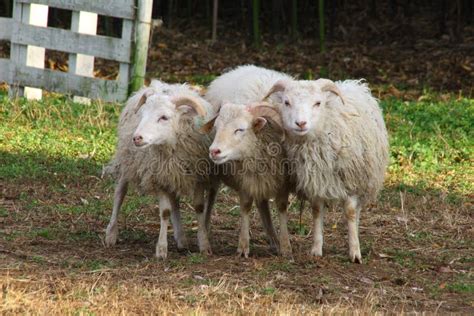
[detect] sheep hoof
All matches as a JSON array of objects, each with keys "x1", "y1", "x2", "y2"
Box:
[
  {"x1": 349, "y1": 249, "x2": 362, "y2": 263},
  {"x1": 310, "y1": 247, "x2": 323, "y2": 257},
  {"x1": 200, "y1": 247, "x2": 213, "y2": 256},
  {"x1": 268, "y1": 236, "x2": 279, "y2": 248},
  {"x1": 156, "y1": 246, "x2": 168, "y2": 260},
  {"x1": 350, "y1": 253, "x2": 362, "y2": 264},
  {"x1": 236, "y1": 248, "x2": 249, "y2": 259},
  {"x1": 279, "y1": 245, "x2": 293, "y2": 258},
  {"x1": 176, "y1": 238, "x2": 189, "y2": 250},
  {"x1": 105, "y1": 224, "x2": 118, "y2": 247}
]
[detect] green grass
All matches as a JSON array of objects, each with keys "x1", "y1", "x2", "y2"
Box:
[
  {"x1": 0, "y1": 93, "x2": 472, "y2": 196},
  {"x1": 0, "y1": 95, "x2": 120, "y2": 181},
  {"x1": 383, "y1": 95, "x2": 473, "y2": 194}
]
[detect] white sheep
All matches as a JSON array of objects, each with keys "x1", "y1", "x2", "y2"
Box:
[
  {"x1": 104, "y1": 80, "x2": 218, "y2": 259},
  {"x1": 264, "y1": 78, "x2": 389, "y2": 263},
  {"x1": 202, "y1": 65, "x2": 295, "y2": 257}
]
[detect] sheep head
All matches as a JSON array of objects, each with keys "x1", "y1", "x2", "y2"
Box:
[
  {"x1": 132, "y1": 92, "x2": 207, "y2": 147},
  {"x1": 264, "y1": 78, "x2": 345, "y2": 137},
  {"x1": 206, "y1": 102, "x2": 282, "y2": 164}
]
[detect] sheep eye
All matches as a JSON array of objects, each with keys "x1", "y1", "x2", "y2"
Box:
[
  {"x1": 314, "y1": 101, "x2": 321, "y2": 107},
  {"x1": 234, "y1": 128, "x2": 244, "y2": 134},
  {"x1": 284, "y1": 100, "x2": 291, "y2": 107},
  {"x1": 158, "y1": 115, "x2": 169, "y2": 122}
]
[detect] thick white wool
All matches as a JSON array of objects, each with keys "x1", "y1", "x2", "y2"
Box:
[
  {"x1": 205, "y1": 65, "x2": 292, "y2": 107},
  {"x1": 205, "y1": 66, "x2": 293, "y2": 201},
  {"x1": 105, "y1": 80, "x2": 217, "y2": 196},
  {"x1": 286, "y1": 80, "x2": 389, "y2": 204}
]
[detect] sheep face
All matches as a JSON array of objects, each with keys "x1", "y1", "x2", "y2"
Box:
[
  {"x1": 272, "y1": 81, "x2": 330, "y2": 136},
  {"x1": 208, "y1": 103, "x2": 266, "y2": 164},
  {"x1": 132, "y1": 94, "x2": 203, "y2": 147},
  {"x1": 266, "y1": 79, "x2": 343, "y2": 137}
]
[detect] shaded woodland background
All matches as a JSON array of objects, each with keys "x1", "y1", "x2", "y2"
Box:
[{"x1": 0, "y1": 0, "x2": 473, "y2": 94}]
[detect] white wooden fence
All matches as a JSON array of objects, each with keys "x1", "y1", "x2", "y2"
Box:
[{"x1": 0, "y1": 0, "x2": 153, "y2": 103}]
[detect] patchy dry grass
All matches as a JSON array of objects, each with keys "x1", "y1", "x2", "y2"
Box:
[{"x1": 0, "y1": 91, "x2": 473, "y2": 314}]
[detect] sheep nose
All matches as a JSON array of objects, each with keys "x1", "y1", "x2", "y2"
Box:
[
  {"x1": 295, "y1": 121, "x2": 307, "y2": 129},
  {"x1": 133, "y1": 135, "x2": 143, "y2": 146},
  {"x1": 210, "y1": 148, "x2": 221, "y2": 158}
]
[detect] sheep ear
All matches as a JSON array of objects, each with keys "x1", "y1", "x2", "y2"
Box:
[
  {"x1": 252, "y1": 117, "x2": 268, "y2": 132},
  {"x1": 176, "y1": 105, "x2": 197, "y2": 116},
  {"x1": 134, "y1": 93, "x2": 148, "y2": 113},
  {"x1": 263, "y1": 79, "x2": 288, "y2": 101},
  {"x1": 249, "y1": 104, "x2": 283, "y2": 129},
  {"x1": 200, "y1": 116, "x2": 217, "y2": 134},
  {"x1": 317, "y1": 79, "x2": 345, "y2": 105},
  {"x1": 171, "y1": 96, "x2": 207, "y2": 117}
]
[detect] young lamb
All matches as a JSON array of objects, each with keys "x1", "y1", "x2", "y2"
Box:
[
  {"x1": 104, "y1": 80, "x2": 218, "y2": 259},
  {"x1": 264, "y1": 78, "x2": 389, "y2": 263},
  {"x1": 202, "y1": 65, "x2": 295, "y2": 257}
]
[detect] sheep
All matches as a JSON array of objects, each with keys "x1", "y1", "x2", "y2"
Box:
[
  {"x1": 202, "y1": 65, "x2": 296, "y2": 257},
  {"x1": 263, "y1": 78, "x2": 389, "y2": 263},
  {"x1": 104, "y1": 80, "x2": 218, "y2": 259},
  {"x1": 205, "y1": 65, "x2": 292, "y2": 107}
]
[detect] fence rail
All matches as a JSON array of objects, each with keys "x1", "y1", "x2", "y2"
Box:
[
  {"x1": 0, "y1": 0, "x2": 153, "y2": 103},
  {"x1": 16, "y1": 0, "x2": 136, "y2": 20},
  {"x1": 12, "y1": 22, "x2": 132, "y2": 63}
]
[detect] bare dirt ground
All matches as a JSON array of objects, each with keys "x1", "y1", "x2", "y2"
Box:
[{"x1": 1, "y1": 176, "x2": 472, "y2": 314}]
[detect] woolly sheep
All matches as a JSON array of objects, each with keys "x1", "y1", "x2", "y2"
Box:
[
  {"x1": 264, "y1": 78, "x2": 389, "y2": 263},
  {"x1": 202, "y1": 65, "x2": 295, "y2": 257},
  {"x1": 104, "y1": 80, "x2": 218, "y2": 259}
]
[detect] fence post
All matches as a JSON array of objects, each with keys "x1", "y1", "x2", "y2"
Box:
[
  {"x1": 25, "y1": 3, "x2": 48, "y2": 100},
  {"x1": 10, "y1": 3, "x2": 48, "y2": 99},
  {"x1": 69, "y1": 11, "x2": 98, "y2": 105},
  {"x1": 130, "y1": 0, "x2": 153, "y2": 93}
]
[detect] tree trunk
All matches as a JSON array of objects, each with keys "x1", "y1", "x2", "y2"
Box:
[
  {"x1": 390, "y1": 0, "x2": 397, "y2": 17},
  {"x1": 319, "y1": 0, "x2": 325, "y2": 53},
  {"x1": 252, "y1": 0, "x2": 261, "y2": 48},
  {"x1": 167, "y1": 0, "x2": 174, "y2": 27},
  {"x1": 290, "y1": 0, "x2": 298, "y2": 40},
  {"x1": 438, "y1": 0, "x2": 446, "y2": 35},
  {"x1": 329, "y1": 0, "x2": 337, "y2": 38},
  {"x1": 319, "y1": 0, "x2": 327, "y2": 77},
  {"x1": 211, "y1": 0, "x2": 218, "y2": 42},
  {"x1": 271, "y1": 0, "x2": 282, "y2": 35},
  {"x1": 370, "y1": 0, "x2": 376, "y2": 18},
  {"x1": 465, "y1": 0, "x2": 473, "y2": 24}
]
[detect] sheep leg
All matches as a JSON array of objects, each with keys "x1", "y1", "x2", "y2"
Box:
[
  {"x1": 256, "y1": 199, "x2": 280, "y2": 252},
  {"x1": 170, "y1": 195, "x2": 188, "y2": 250},
  {"x1": 194, "y1": 186, "x2": 212, "y2": 255},
  {"x1": 105, "y1": 176, "x2": 128, "y2": 247},
  {"x1": 237, "y1": 192, "x2": 253, "y2": 258},
  {"x1": 276, "y1": 192, "x2": 292, "y2": 257},
  {"x1": 310, "y1": 199, "x2": 326, "y2": 257},
  {"x1": 156, "y1": 191, "x2": 173, "y2": 260},
  {"x1": 345, "y1": 196, "x2": 362, "y2": 263},
  {"x1": 204, "y1": 182, "x2": 219, "y2": 232}
]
